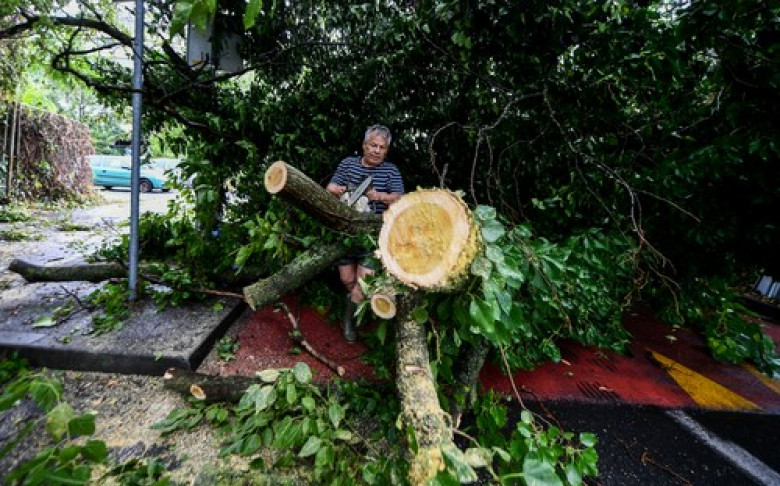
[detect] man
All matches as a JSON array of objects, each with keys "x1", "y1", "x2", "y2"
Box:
[{"x1": 326, "y1": 124, "x2": 404, "y2": 342}]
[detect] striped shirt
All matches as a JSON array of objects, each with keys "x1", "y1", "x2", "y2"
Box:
[{"x1": 329, "y1": 156, "x2": 404, "y2": 214}]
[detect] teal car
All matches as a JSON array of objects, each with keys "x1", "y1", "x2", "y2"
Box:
[{"x1": 89, "y1": 155, "x2": 171, "y2": 193}]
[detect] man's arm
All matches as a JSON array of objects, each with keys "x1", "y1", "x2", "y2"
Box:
[{"x1": 365, "y1": 187, "x2": 400, "y2": 205}]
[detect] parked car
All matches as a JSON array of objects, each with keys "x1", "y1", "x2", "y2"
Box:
[
  {"x1": 147, "y1": 157, "x2": 192, "y2": 187},
  {"x1": 88, "y1": 155, "x2": 171, "y2": 193}
]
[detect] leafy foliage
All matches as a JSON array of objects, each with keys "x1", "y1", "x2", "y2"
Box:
[{"x1": 0, "y1": 354, "x2": 175, "y2": 484}]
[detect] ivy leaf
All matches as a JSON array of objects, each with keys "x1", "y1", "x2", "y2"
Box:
[{"x1": 298, "y1": 436, "x2": 322, "y2": 458}]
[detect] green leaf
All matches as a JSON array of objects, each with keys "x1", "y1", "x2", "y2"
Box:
[
  {"x1": 47, "y1": 402, "x2": 76, "y2": 440},
  {"x1": 474, "y1": 205, "x2": 497, "y2": 221},
  {"x1": 375, "y1": 320, "x2": 387, "y2": 345},
  {"x1": 298, "y1": 436, "x2": 322, "y2": 458},
  {"x1": 286, "y1": 383, "x2": 297, "y2": 405},
  {"x1": 32, "y1": 316, "x2": 58, "y2": 328},
  {"x1": 485, "y1": 244, "x2": 505, "y2": 264},
  {"x1": 470, "y1": 254, "x2": 493, "y2": 281},
  {"x1": 68, "y1": 413, "x2": 96, "y2": 436},
  {"x1": 235, "y1": 245, "x2": 253, "y2": 268},
  {"x1": 520, "y1": 410, "x2": 534, "y2": 424},
  {"x1": 441, "y1": 443, "x2": 478, "y2": 482},
  {"x1": 256, "y1": 369, "x2": 280, "y2": 383},
  {"x1": 463, "y1": 447, "x2": 490, "y2": 468},
  {"x1": 469, "y1": 299, "x2": 496, "y2": 337},
  {"x1": 579, "y1": 432, "x2": 597, "y2": 448},
  {"x1": 328, "y1": 402, "x2": 345, "y2": 428},
  {"x1": 241, "y1": 384, "x2": 276, "y2": 414},
  {"x1": 481, "y1": 219, "x2": 506, "y2": 243},
  {"x1": 243, "y1": 0, "x2": 263, "y2": 29},
  {"x1": 80, "y1": 440, "x2": 108, "y2": 462},
  {"x1": 301, "y1": 396, "x2": 316, "y2": 411},
  {"x1": 314, "y1": 443, "x2": 334, "y2": 468},
  {"x1": 565, "y1": 463, "x2": 583, "y2": 486},
  {"x1": 523, "y1": 456, "x2": 563, "y2": 486},
  {"x1": 29, "y1": 379, "x2": 61, "y2": 411},
  {"x1": 411, "y1": 306, "x2": 429, "y2": 324},
  {"x1": 293, "y1": 362, "x2": 312, "y2": 384}
]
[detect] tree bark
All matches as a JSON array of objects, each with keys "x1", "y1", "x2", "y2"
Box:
[
  {"x1": 163, "y1": 368, "x2": 262, "y2": 403},
  {"x1": 449, "y1": 338, "x2": 491, "y2": 427},
  {"x1": 8, "y1": 259, "x2": 132, "y2": 282},
  {"x1": 264, "y1": 161, "x2": 382, "y2": 233},
  {"x1": 395, "y1": 293, "x2": 451, "y2": 484},
  {"x1": 243, "y1": 242, "x2": 349, "y2": 310}
]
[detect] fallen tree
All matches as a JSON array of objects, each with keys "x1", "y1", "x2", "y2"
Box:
[{"x1": 9, "y1": 161, "x2": 609, "y2": 483}]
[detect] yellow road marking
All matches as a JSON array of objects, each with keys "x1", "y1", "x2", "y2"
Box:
[
  {"x1": 649, "y1": 351, "x2": 761, "y2": 411},
  {"x1": 741, "y1": 363, "x2": 780, "y2": 395}
]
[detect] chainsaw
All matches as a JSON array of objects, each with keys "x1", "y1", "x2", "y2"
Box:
[{"x1": 339, "y1": 176, "x2": 373, "y2": 213}]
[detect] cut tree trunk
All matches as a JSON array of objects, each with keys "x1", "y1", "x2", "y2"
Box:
[
  {"x1": 395, "y1": 293, "x2": 451, "y2": 484},
  {"x1": 264, "y1": 161, "x2": 382, "y2": 233},
  {"x1": 378, "y1": 188, "x2": 481, "y2": 291}
]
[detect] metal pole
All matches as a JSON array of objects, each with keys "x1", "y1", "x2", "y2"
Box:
[{"x1": 128, "y1": 0, "x2": 144, "y2": 300}]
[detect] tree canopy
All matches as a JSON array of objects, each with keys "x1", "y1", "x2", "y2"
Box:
[{"x1": 2, "y1": 0, "x2": 778, "y2": 375}]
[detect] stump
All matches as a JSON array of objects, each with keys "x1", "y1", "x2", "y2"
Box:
[{"x1": 378, "y1": 189, "x2": 481, "y2": 291}]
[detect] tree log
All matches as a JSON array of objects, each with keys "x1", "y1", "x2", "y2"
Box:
[
  {"x1": 264, "y1": 161, "x2": 382, "y2": 233},
  {"x1": 395, "y1": 293, "x2": 451, "y2": 484},
  {"x1": 243, "y1": 242, "x2": 349, "y2": 310},
  {"x1": 8, "y1": 259, "x2": 133, "y2": 282},
  {"x1": 449, "y1": 338, "x2": 491, "y2": 427},
  {"x1": 370, "y1": 291, "x2": 397, "y2": 319},
  {"x1": 163, "y1": 368, "x2": 263, "y2": 403},
  {"x1": 378, "y1": 189, "x2": 481, "y2": 291}
]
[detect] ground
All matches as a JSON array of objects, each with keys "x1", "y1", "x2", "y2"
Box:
[{"x1": 0, "y1": 189, "x2": 247, "y2": 483}]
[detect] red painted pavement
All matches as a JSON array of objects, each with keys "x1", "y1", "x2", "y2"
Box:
[{"x1": 223, "y1": 299, "x2": 780, "y2": 412}]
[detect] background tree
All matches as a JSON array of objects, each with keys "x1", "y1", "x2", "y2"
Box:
[{"x1": 2, "y1": 0, "x2": 778, "y2": 481}]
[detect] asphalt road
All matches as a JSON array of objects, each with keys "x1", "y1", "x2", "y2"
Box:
[{"x1": 516, "y1": 401, "x2": 780, "y2": 486}]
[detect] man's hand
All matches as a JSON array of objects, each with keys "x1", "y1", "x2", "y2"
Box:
[
  {"x1": 365, "y1": 187, "x2": 382, "y2": 203},
  {"x1": 326, "y1": 183, "x2": 347, "y2": 197}
]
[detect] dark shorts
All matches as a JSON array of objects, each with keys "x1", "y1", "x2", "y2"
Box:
[{"x1": 337, "y1": 251, "x2": 376, "y2": 270}]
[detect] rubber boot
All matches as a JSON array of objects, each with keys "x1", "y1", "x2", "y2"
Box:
[{"x1": 342, "y1": 295, "x2": 357, "y2": 343}]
